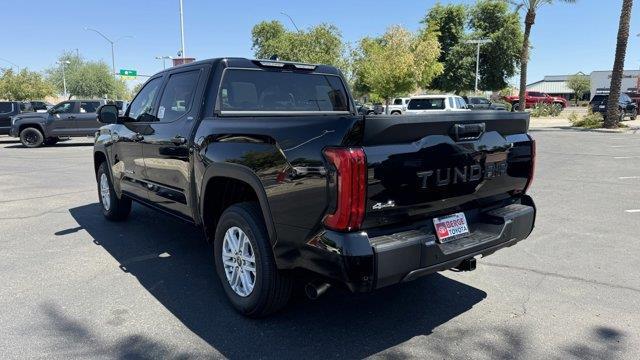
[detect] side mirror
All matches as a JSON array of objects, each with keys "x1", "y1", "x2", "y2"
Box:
[{"x1": 97, "y1": 104, "x2": 119, "y2": 124}]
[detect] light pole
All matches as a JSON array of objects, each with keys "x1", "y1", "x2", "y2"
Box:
[
  {"x1": 465, "y1": 39, "x2": 492, "y2": 93},
  {"x1": 57, "y1": 60, "x2": 71, "y2": 99},
  {"x1": 0, "y1": 57, "x2": 20, "y2": 71},
  {"x1": 280, "y1": 11, "x2": 300, "y2": 32},
  {"x1": 155, "y1": 56, "x2": 174, "y2": 69},
  {"x1": 179, "y1": 0, "x2": 186, "y2": 59},
  {"x1": 84, "y1": 27, "x2": 132, "y2": 76}
]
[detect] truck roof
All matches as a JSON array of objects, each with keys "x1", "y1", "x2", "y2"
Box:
[{"x1": 160, "y1": 57, "x2": 343, "y2": 76}]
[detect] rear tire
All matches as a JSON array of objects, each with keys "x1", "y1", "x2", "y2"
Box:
[
  {"x1": 214, "y1": 202, "x2": 292, "y2": 317},
  {"x1": 19, "y1": 127, "x2": 44, "y2": 148},
  {"x1": 97, "y1": 162, "x2": 132, "y2": 221}
]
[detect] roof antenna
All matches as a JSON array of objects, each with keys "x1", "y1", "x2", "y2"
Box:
[{"x1": 269, "y1": 55, "x2": 279, "y2": 61}]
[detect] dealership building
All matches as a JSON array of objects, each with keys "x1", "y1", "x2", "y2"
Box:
[{"x1": 526, "y1": 70, "x2": 640, "y2": 100}]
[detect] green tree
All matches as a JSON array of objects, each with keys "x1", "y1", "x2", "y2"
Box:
[
  {"x1": 251, "y1": 21, "x2": 346, "y2": 68},
  {"x1": 423, "y1": 1, "x2": 523, "y2": 92},
  {"x1": 421, "y1": 3, "x2": 470, "y2": 92},
  {"x1": 47, "y1": 51, "x2": 126, "y2": 99},
  {"x1": 0, "y1": 68, "x2": 55, "y2": 101},
  {"x1": 566, "y1": 73, "x2": 590, "y2": 105},
  {"x1": 468, "y1": 0, "x2": 523, "y2": 90},
  {"x1": 510, "y1": 0, "x2": 576, "y2": 112},
  {"x1": 353, "y1": 26, "x2": 443, "y2": 112},
  {"x1": 605, "y1": 0, "x2": 634, "y2": 128}
]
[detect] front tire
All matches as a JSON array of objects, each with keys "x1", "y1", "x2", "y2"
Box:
[
  {"x1": 630, "y1": 109, "x2": 637, "y2": 120},
  {"x1": 97, "y1": 162, "x2": 132, "y2": 221},
  {"x1": 19, "y1": 127, "x2": 44, "y2": 148},
  {"x1": 214, "y1": 203, "x2": 292, "y2": 317}
]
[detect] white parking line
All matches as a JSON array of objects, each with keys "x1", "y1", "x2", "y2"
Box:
[
  {"x1": 619, "y1": 176, "x2": 640, "y2": 180},
  {"x1": 625, "y1": 209, "x2": 640, "y2": 213}
]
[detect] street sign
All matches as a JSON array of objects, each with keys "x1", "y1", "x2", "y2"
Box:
[{"x1": 119, "y1": 69, "x2": 137, "y2": 77}]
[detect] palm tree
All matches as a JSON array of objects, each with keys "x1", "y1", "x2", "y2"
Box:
[
  {"x1": 510, "y1": 0, "x2": 576, "y2": 112},
  {"x1": 605, "y1": 0, "x2": 634, "y2": 128}
]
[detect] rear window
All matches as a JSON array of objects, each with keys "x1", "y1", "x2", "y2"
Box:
[
  {"x1": 219, "y1": 69, "x2": 349, "y2": 113},
  {"x1": 0, "y1": 102, "x2": 13, "y2": 114},
  {"x1": 591, "y1": 95, "x2": 607, "y2": 103},
  {"x1": 408, "y1": 98, "x2": 446, "y2": 110}
]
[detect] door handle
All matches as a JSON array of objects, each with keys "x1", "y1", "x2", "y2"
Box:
[
  {"x1": 135, "y1": 133, "x2": 144, "y2": 141},
  {"x1": 171, "y1": 135, "x2": 187, "y2": 145},
  {"x1": 68, "y1": 116, "x2": 76, "y2": 119}
]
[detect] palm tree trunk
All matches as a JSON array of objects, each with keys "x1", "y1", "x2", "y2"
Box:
[
  {"x1": 518, "y1": 10, "x2": 535, "y2": 112},
  {"x1": 605, "y1": 0, "x2": 634, "y2": 128}
]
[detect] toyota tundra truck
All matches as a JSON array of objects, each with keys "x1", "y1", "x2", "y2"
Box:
[{"x1": 93, "y1": 58, "x2": 536, "y2": 317}]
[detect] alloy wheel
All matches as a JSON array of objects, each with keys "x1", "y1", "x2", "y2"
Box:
[
  {"x1": 222, "y1": 226, "x2": 257, "y2": 297},
  {"x1": 100, "y1": 173, "x2": 111, "y2": 211}
]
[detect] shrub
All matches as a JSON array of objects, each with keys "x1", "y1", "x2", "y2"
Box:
[
  {"x1": 530, "y1": 103, "x2": 563, "y2": 117},
  {"x1": 492, "y1": 99, "x2": 512, "y2": 112},
  {"x1": 570, "y1": 111, "x2": 604, "y2": 129}
]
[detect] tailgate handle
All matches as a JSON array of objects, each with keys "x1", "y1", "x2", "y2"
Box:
[{"x1": 452, "y1": 123, "x2": 485, "y2": 141}]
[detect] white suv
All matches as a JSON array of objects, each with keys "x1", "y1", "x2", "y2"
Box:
[
  {"x1": 385, "y1": 97, "x2": 411, "y2": 115},
  {"x1": 405, "y1": 95, "x2": 470, "y2": 115}
]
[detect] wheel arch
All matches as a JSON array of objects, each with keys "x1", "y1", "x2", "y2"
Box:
[
  {"x1": 200, "y1": 163, "x2": 277, "y2": 248},
  {"x1": 18, "y1": 123, "x2": 45, "y2": 135}
]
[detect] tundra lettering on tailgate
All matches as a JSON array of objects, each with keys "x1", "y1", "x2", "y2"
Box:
[{"x1": 417, "y1": 161, "x2": 507, "y2": 189}]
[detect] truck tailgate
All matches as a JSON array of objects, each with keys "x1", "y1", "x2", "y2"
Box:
[{"x1": 361, "y1": 111, "x2": 533, "y2": 229}]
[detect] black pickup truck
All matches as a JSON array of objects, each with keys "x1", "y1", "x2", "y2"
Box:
[
  {"x1": 10, "y1": 100, "x2": 105, "y2": 147},
  {"x1": 93, "y1": 58, "x2": 536, "y2": 317}
]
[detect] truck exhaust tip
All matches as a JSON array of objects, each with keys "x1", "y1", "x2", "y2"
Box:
[{"x1": 305, "y1": 282, "x2": 331, "y2": 300}]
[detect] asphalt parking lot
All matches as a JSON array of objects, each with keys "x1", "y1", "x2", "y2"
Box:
[{"x1": 1, "y1": 128, "x2": 639, "y2": 359}]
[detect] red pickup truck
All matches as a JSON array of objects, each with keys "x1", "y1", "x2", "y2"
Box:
[{"x1": 504, "y1": 91, "x2": 568, "y2": 111}]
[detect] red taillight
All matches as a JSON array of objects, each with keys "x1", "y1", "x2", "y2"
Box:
[
  {"x1": 523, "y1": 137, "x2": 536, "y2": 194},
  {"x1": 322, "y1": 147, "x2": 367, "y2": 232}
]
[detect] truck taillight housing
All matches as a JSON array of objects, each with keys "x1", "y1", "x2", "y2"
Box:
[
  {"x1": 323, "y1": 147, "x2": 367, "y2": 232},
  {"x1": 523, "y1": 137, "x2": 536, "y2": 194}
]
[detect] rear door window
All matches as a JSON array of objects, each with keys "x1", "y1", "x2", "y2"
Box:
[
  {"x1": 80, "y1": 101, "x2": 101, "y2": 113},
  {"x1": 219, "y1": 69, "x2": 349, "y2": 113},
  {"x1": 0, "y1": 102, "x2": 13, "y2": 114},
  {"x1": 157, "y1": 70, "x2": 200, "y2": 122},
  {"x1": 408, "y1": 98, "x2": 446, "y2": 110}
]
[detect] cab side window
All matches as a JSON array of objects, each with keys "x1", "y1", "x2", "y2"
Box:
[
  {"x1": 80, "y1": 101, "x2": 101, "y2": 113},
  {"x1": 127, "y1": 77, "x2": 163, "y2": 122},
  {"x1": 156, "y1": 70, "x2": 200, "y2": 122},
  {"x1": 51, "y1": 102, "x2": 75, "y2": 114}
]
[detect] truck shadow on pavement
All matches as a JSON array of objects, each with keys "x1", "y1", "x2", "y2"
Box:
[{"x1": 66, "y1": 203, "x2": 488, "y2": 358}]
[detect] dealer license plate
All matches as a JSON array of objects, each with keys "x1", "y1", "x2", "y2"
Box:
[{"x1": 433, "y1": 212, "x2": 470, "y2": 243}]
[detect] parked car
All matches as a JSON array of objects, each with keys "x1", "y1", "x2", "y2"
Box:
[
  {"x1": 385, "y1": 97, "x2": 411, "y2": 115},
  {"x1": 10, "y1": 99, "x2": 106, "y2": 147},
  {"x1": 0, "y1": 101, "x2": 34, "y2": 135},
  {"x1": 113, "y1": 100, "x2": 129, "y2": 116},
  {"x1": 93, "y1": 57, "x2": 536, "y2": 317},
  {"x1": 29, "y1": 101, "x2": 53, "y2": 113},
  {"x1": 589, "y1": 93, "x2": 637, "y2": 121},
  {"x1": 355, "y1": 101, "x2": 375, "y2": 115},
  {"x1": 405, "y1": 95, "x2": 471, "y2": 114},
  {"x1": 504, "y1": 91, "x2": 568, "y2": 111},
  {"x1": 463, "y1": 96, "x2": 507, "y2": 111}
]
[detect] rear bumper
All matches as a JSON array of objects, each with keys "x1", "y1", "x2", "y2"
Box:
[
  {"x1": 8, "y1": 127, "x2": 18, "y2": 137},
  {"x1": 303, "y1": 196, "x2": 536, "y2": 292}
]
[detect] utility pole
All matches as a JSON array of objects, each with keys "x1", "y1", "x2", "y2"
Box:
[
  {"x1": 465, "y1": 39, "x2": 492, "y2": 93},
  {"x1": 179, "y1": 0, "x2": 186, "y2": 59},
  {"x1": 280, "y1": 11, "x2": 300, "y2": 32},
  {"x1": 58, "y1": 60, "x2": 71, "y2": 99},
  {"x1": 155, "y1": 56, "x2": 173, "y2": 69},
  {"x1": 84, "y1": 27, "x2": 132, "y2": 77}
]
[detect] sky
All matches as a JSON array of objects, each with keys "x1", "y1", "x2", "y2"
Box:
[{"x1": 1, "y1": 0, "x2": 639, "y2": 88}]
